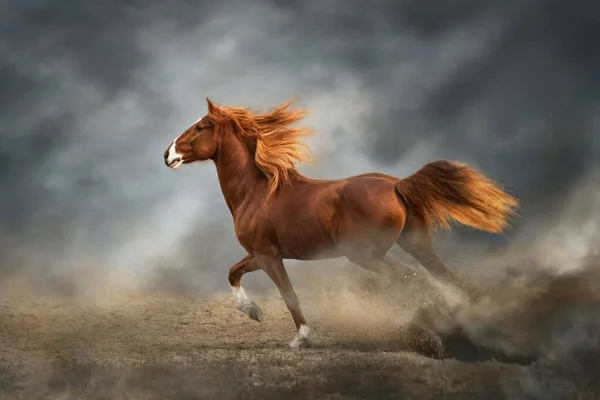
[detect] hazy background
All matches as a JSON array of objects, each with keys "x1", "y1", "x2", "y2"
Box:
[{"x1": 1, "y1": 0, "x2": 598, "y2": 297}]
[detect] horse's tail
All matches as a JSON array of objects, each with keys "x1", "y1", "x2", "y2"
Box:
[{"x1": 395, "y1": 160, "x2": 519, "y2": 233}]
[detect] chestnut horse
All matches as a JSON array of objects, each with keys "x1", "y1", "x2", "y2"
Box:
[{"x1": 163, "y1": 99, "x2": 518, "y2": 348}]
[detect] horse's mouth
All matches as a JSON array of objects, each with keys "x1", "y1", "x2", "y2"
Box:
[{"x1": 166, "y1": 158, "x2": 183, "y2": 169}]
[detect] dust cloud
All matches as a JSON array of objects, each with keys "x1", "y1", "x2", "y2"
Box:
[{"x1": 1, "y1": 0, "x2": 599, "y2": 398}]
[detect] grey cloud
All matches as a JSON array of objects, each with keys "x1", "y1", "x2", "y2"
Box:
[{"x1": 0, "y1": 0, "x2": 598, "y2": 294}]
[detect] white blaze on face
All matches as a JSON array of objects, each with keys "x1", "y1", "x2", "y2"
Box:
[{"x1": 166, "y1": 131, "x2": 184, "y2": 169}]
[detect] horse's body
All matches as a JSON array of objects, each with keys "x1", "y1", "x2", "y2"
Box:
[
  {"x1": 234, "y1": 173, "x2": 405, "y2": 261},
  {"x1": 164, "y1": 99, "x2": 519, "y2": 348}
]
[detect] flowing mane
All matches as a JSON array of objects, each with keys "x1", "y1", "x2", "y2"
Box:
[{"x1": 208, "y1": 100, "x2": 315, "y2": 197}]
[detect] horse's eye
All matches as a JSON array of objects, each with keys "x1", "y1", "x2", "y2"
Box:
[{"x1": 195, "y1": 125, "x2": 203, "y2": 132}]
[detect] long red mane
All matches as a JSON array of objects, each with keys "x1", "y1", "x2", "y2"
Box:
[{"x1": 208, "y1": 100, "x2": 315, "y2": 197}]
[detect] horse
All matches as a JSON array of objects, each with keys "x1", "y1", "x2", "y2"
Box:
[{"x1": 163, "y1": 98, "x2": 519, "y2": 349}]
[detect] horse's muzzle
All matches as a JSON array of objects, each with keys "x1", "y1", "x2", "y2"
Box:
[{"x1": 165, "y1": 157, "x2": 182, "y2": 168}]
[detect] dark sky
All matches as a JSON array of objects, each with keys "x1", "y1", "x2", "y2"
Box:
[{"x1": 1, "y1": 0, "x2": 598, "y2": 291}]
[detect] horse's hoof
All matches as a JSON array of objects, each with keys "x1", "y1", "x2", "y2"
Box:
[
  {"x1": 289, "y1": 336, "x2": 311, "y2": 349},
  {"x1": 288, "y1": 324, "x2": 313, "y2": 349},
  {"x1": 246, "y1": 302, "x2": 263, "y2": 322},
  {"x1": 238, "y1": 301, "x2": 263, "y2": 322}
]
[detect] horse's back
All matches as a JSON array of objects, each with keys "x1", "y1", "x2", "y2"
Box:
[
  {"x1": 351, "y1": 172, "x2": 401, "y2": 182},
  {"x1": 280, "y1": 172, "x2": 403, "y2": 223}
]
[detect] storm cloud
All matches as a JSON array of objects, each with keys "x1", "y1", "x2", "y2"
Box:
[{"x1": 0, "y1": 0, "x2": 598, "y2": 295}]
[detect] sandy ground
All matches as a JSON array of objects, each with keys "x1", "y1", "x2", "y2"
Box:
[{"x1": 0, "y1": 261, "x2": 599, "y2": 400}]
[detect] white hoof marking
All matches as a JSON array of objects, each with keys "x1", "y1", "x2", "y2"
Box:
[
  {"x1": 231, "y1": 286, "x2": 263, "y2": 322},
  {"x1": 289, "y1": 324, "x2": 313, "y2": 349}
]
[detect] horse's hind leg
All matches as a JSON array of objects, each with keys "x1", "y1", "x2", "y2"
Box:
[
  {"x1": 346, "y1": 254, "x2": 415, "y2": 279},
  {"x1": 396, "y1": 219, "x2": 479, "y2": 301}
]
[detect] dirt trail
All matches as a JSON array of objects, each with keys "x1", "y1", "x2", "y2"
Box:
[{"x1": 1, "y1": 273, "x2": 598, "y2": 400}]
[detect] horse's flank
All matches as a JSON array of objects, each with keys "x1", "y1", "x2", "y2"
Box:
[{"x1": 207, "y1": 100, "x2": 315, "y2": 198}]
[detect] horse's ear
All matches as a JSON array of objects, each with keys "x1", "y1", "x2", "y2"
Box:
[{"x1": 206, "y1": 97, "x2": 217, "y2": 115}]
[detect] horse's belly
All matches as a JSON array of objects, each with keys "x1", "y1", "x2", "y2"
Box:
[{"x1": 276, "y1": 228, "x2": 341, "y2": 260}]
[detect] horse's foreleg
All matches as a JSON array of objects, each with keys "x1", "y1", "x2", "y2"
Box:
[
  {"x1": 255, "y1": 255, "x2": 312, "y2": 349},
  {"x1": 228, "y1": 255, "x2": 263, "y2": 322}
]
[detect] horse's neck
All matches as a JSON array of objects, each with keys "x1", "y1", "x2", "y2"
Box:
[{"x1": 214, "y1": 135, "x2": 265, "y2": 215}]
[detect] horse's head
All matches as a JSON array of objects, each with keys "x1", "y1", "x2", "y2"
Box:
[{"x1": 163, "y1": 98, "x2": 221, "y2": 169}]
